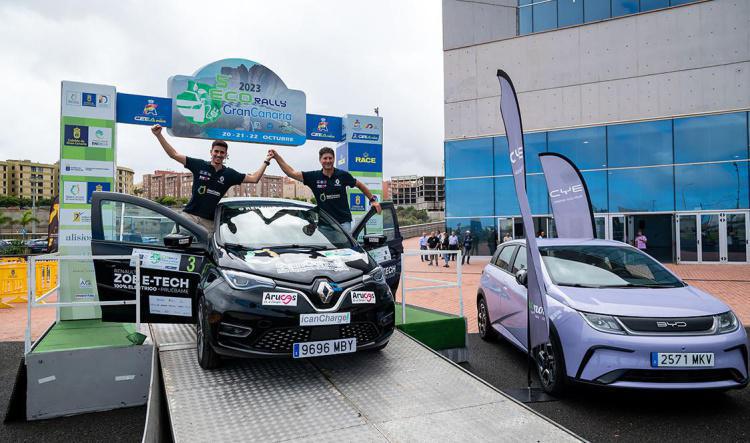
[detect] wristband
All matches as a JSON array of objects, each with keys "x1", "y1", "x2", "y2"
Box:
[
  {"x1": 264, "y1": 160, "x2": 270, "y2": 166},
  {"x1": 369, "y1": 196, "x2": 377, "y2": 203}
]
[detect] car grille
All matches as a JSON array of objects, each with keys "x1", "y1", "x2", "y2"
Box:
[
  {"x1": 252, "y1": 327, "x2": 312, "y2": 353},
  {"x1": 617, "y1": 315, "x2": 715, "y2": 334},
  {"x1": 340, "y1": 322, "x2": 379, "y2": 344},
  {"x1": 617, "y1": 369, "x2": 744, "y2": 384}
]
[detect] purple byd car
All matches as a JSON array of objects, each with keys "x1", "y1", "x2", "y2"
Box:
[{"x1": 477, "y1": 238, "x2": 749, "y2": 395}]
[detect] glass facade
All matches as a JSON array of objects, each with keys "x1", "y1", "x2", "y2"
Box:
[
  {"x1": 445, "y1": 111, "x2": 750, "y2": 252},
  {"x1": 519, "y1": 0, "x2": 700, "y2": 35}
]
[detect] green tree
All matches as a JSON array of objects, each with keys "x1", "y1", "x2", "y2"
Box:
[{"x1": 18, "y1": 210, "x2": 39, "y2": 238}]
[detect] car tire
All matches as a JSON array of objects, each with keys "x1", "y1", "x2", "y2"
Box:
[
  {"x1": 196, "y1": 298, "x2": 221, "y2": 370},
  {"x1": 535, "y1": 326, "x2": 567, "y2": 396},
  {"x1": 477, "y1": 295, "x2": 496, "y2": 341}
]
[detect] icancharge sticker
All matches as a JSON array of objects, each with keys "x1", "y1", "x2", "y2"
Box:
[
  {"x1": 299, "y1": 312, "x2": 351, "y2": 326},
  {"x1": 350, "y1": 291, "x2": 376, "y2": 304},
  {"x1": 367, "y1": 246, "x2": 391, "y2": 264},
  {"x1": 149, "y1": 295, "x2": 192, "y2": 317},
  {"x1": 262, "y1": 292, "x2": 298, "y2": 306},
  {"x1": 276, "y1": 259, "x2": 348, "y2": 274}
]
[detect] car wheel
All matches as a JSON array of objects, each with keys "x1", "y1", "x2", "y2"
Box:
[
  {"x1": 196, "y1": 298, "x2": 221, "y2": 370},
  {"x1": 477, "y1": 295, "x2": 496, "y2": 341},
  {"x1": 535, "y1": 326, "x2": 567, "y2": 396}
]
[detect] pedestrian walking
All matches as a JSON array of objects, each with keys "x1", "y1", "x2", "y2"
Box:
[{"x1": 462, "y1": 230, "x2": 474, "y2": 265}]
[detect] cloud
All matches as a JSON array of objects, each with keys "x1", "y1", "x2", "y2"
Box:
[{"x1": 0, "y1": 0, "x2": 445, "y2": 182}]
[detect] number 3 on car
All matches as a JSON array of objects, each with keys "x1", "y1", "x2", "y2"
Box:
[{"x1": 293, "y1": 338, "x2": 357, "y2": 358}]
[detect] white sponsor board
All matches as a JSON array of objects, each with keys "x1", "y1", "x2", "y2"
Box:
[
  {"x1": 60, "y1": 208, "x2": 91, "y2": 226},
  {"x1": 61, "y1": 81, "x2": 115, "y2": 119},
  {"x1": 88, "y1": 126, "x2": 112, "y2": 148},
  {"x1": 60, "y1": 159, "x2": 115, "y2": 178},
  {"x1": 59, "y1": 228, "x2": 92, "y2": 247},
  {"x1": 130, "y1": 248, "x2": 181, "y2": 271},
  {"x1": 299, "y1": 312, "x2": 351, "y2": 326},
  {"x1": 262, "y1": 292, "x2": 298, "y2": 306},
  {"x1": 149, "y1": 295, "x2": 192, "y2": 317},
  {"x1": 350, "y1": 291, "x2": 376, "y2": 304},
  {"x1": 62, "y1": 181, "x2": 87, "y2": 204}
]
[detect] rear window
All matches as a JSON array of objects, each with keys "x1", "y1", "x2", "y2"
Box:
[{"x1": 494, "y1": 245, "x2": 516, "y2": 271}]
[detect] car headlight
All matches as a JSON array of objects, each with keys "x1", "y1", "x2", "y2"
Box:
[
  {"x1": 716, "y1": 311, "x2": 739, "y2": 334},
  {"x1": 220, "y1": 269, "x2": 276, "y2": 291},
  {"x1": 581, "y1": 312, "x2": 626, "y2": 335},
  {"x1": 368, "y1": 267, "x2": 386, "y2": 285}
]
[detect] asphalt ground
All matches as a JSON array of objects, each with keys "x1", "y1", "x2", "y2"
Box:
[
  {"x1": 460, "y1": 329, "x2": 750, "y2": 442},
  {"x1": 0, "y1": 341, "x2": 145, "y2": 443}
]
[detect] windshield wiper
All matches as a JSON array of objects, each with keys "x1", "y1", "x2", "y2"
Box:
[
  {"x1": 222, "y1": 242, "x2": 252, "y2": 250},
  {"x1": 267, "y1": 244, "x2": 332, "y2": 251},
  {"x1": 558, "y1": 283, "x2": 604, "y2": 288}
]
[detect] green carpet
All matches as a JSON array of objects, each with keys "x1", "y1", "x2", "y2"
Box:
[
  {"x1": 395, "y1": 304, "x2": 466, "y2": 350},
  {"x1": 31, "y1": 319, "x2": 139, "y2": 354}
]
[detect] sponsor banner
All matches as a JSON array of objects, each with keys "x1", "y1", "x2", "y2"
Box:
[
  {"x1": 116, "y1": 93, "x2": 172, "y2": 127},
  {"x1": 64, "y1": 124, "x2": 112, "y2": 149},
  {"x1": 149, "y1": 295, "x2": 192, "y2": 317},
  {"x1": 350, "y1": 291, "x2": 375, "y2": 304},
  {"x1": 347, "y1": 143, "x2": 382, "y2": 173},
  {"x1": 306, "y1": 114, "x2": 343, "y2": 141},
  {"x1": 497, "y1": 70, "x2": 549, "y2": 349},
  {"x1": 60, "y1": 159, "x2": 115, "y2": 178},
  {"x1": 62, "y1": 181, "x2": 87, "y2": 204},
  {"x1": 59, "y1": 228, "x2": 92, "y2": 247},
  {"x1": 62, "y1": 81, "x2": 115, "y2": 120},
  {"x1": 344, "y1": 114, "x2": 382, "y2": 145},
  {"x1": 299, "y1": 312, "x2": 351, "y2": 326},
  {"x1": 262, "y1": 292, "x2": 298, "y2": 306},
  {"x1": 64, "y1": 124, "x2": 88, "y2": 146},
  {"x1": 60, "y1": 208, "x2": 91, "y2": 226},
  {"x1": 168, "y1": 58, "x2": 306, "y2": 146},
  {"x1": 539, "y1": 153, "x2": 595, "y2": 239},
  {"x1": 349, "y1": 193, "x2": 366, "y2": 212}
]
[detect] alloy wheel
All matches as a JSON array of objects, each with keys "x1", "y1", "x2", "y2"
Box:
[
  {"x1": 197, "y1": 302, "x2": 204, "y2": 361},
  {"x1": 536, "y1": 342, "x2": 557, "y2": 388},
  {"x1": 478, "y1": 299, "x2": 488, "y2": 336}
]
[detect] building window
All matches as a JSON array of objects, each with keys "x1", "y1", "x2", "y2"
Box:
[
  {"x1": 608, "y1": 166, "x2": 674, "y2": 212},
  {"x1": 532, "y1": 0, "x2": 557, "y2": 32},
  {"x1": 547, "y1": 126, "x2": 607, "y2": 169},
  {"x1": 674, "y1": 112, "x2": 748, "y2": 164},
  {"x1": 446, "y1": 178, "x2": 494, "y2": 217},
  {"x1": 445, "y1": 138, "x2": 493, "y2": 178},
  {"x1": 611, "y1": 0, "x2": 639, "y2": 17},
  {"x1": 607, "y1": 120, "x2": 673, "y2": 167},
  {"x1": 557, "y1": 0, "x2": 583, "y2": 27},
  {"x1": 675, "y1": 162, "x2": 749, "y2": 211}
]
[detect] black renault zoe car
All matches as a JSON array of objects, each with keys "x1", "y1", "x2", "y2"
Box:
[{"x1": 90, "y1": 193, "x2": 402, "y2": 369}]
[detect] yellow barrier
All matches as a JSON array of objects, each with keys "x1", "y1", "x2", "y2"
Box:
[{"x1": 0, "y1": 258, "x2": 59, "y2": 308}]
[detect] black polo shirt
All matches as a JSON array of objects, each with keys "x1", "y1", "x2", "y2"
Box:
[
  {"x1": 302, "y1": 168, "x2": 357, "y2": 223},
  {"x1": 184, "y1": 157, "x2": 245, "y2": 220}
]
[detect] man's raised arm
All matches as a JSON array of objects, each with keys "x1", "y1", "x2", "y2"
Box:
[
  {"x1": 151, "y1": 124, "x2": 186, "y2": 166},
  {"x1": 268, "y1": 149, "x2": 303, "y2": 182}
]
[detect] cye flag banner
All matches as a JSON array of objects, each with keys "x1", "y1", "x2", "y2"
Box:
[
  {"x1": 539, "y1": 153, "x2": 595, "y2": 239},
  {"x1": 496, "y1": 70, "x2": 549, "y2": 349}
]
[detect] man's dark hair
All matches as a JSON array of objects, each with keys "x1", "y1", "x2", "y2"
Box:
[
  {"x1": 212, "y1": 140, "x2": 228, "y2": 149},
  {"x1": 319, "y1": 147, "x2": 335, "y2": 158}
]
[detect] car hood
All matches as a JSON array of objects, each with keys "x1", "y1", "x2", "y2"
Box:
[
  {"x1": 217, "y1": 247, "x2": 374, "y2": 284},
  {"x1": 553, "y1": 284, "x2": 731, "y2": 318}
]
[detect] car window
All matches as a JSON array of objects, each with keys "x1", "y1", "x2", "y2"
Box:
[
  {"x1": 494, "y1": 245, "x2": 516, "y2": 271},
  {"x1": 511, "y1": 246, "x2": 527, "y2": 273},
  {"x1": 101, "y1": 200, "x2": 198, "y2": 245},
  {"x1": 356, "y1": 206, "x2": 397, "y2": 242}
]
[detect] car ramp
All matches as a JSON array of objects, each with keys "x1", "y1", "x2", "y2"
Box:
[{"x1": 148, "y1": 324, "x2": 581, "y2": 442}]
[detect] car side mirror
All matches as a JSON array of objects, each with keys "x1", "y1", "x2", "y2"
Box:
[
  {"x1": 164, "y1": 233, "x2": 192, "y2": 249},
  {"x1": 515, "y1": 269, "x2": 528, "y2": 287},
  {"x1": 363, "y1": 234, "x2": 387, "y2": 247}
]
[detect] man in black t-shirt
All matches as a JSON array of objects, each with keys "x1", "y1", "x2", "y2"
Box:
[
  {"x1": 151, "y1": 124, "x2": 272, "y2": 232},
  {"x1": 269, "y1": 147, "x2": 381, "y2": 232}
]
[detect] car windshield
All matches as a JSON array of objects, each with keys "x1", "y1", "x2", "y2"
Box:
[
  {"x1": 218, "y1": 204, "x2": 354, "y2": 250},
  {"x1": 539, "y1": 245, "x2": 684, "y2": 288}
]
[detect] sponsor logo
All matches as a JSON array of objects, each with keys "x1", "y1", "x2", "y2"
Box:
[
  {"x1": 350, "y1": 291, "x2": 375, "y2": 304},
  {"x1": 317, "y1": 118, "x2": 329, "y2": 132},
  {"x1": 352, "y1": 133, "x2": 379, "y2": 141},
  {"x1": 86, "y1": 182, "x2": 110, "y2": 203},
  {"x1": 88, "y1": 127, "x2": 111, "y2": 148},
  {"x1": 63, "y1": 181, "x2": 87, "y2": 204},
  {"x1": 350, "y1": 193, "x2": 366, "y2": 212},
  {"x1": 549, "y1": 184, "x2": 583, "y2": 199},
  {"x1": 354, "y1": 152, "x2": 377, "y2": 164},
  {"x1": 353, "y1": 119, "x2": 361, "y2": 129},
  {"x1": 299, "y1": 312, "x2": 351, "y2": 326},
  {"x1": 529, "y1": 301, "x2": 545, "y2": 317},
  {"x1": 262, "y1": 292, "x2": 298, "y2": 306},
  {"x1": 60, "y1": 159, "x2": 114, "y2": 178},
  {"x1": 337, "y1": 157, "x2": 346, "y2": 165},
  {"x1": 75, "y1": 293, "x2": 95, "y2": 300},
  {"x1": 510, "y1": 146, "x2": 524, "y2": 164},
  {"x1": 656, "y1": 321, "x2": 687, "y2": 328},
  {"x1": 79, "y1": 278, "x2": 93, "y2": 289},
  {"x1": 130, "y1": 248, "x2": 181, "y2": 271},
  {"x1": 113, "y1": 272, "x2": 189, "y2": 289},
  {"x1": 82, "y1": 92, "x2": 97, "y2": 107},
  {"x1": 315, "y1": 280, "x2": 341, "y2": 304},
  {"x1": 65, "y1": 91, "x2": 81, "y2": 106},
  {"x1": 143, "y1": 99, "x2": 158, "y2": 115},
  {"x1": 218, "y1": 176, "x2": 225, "y2": 184},
  {"x1": 64, "y1": 125, "x2": 89, "y2": 147},
  {"x1": 97, "y1": 94, "x2": 111, "y2": 107}
]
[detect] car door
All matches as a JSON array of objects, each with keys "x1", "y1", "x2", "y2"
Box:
[
  {"x1": 504, "y1": 246, "x2": 529, "y2": 347},
  {"x1": 481, "y1": 244, "x2": 515, "y2": 327},
  {"x1": 90, "y1": 192, "x2": 209, "y2": 324},
  {"x1": 351, "y1": 202, "x2": 403, "y2": 294}
]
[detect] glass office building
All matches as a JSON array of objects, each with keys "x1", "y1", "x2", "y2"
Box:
[{"x1": 442, "y1": 0, "x2": 750, "y2": 262}]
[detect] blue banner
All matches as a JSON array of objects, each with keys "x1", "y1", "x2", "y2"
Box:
[
  {"x1": 86, "y1": 181, "x2": 111, "y2": 203},
  {"x1": 306, "y1": 114, "x2": 343, "y2": 141},
  {"x1": 116, "y1": 93, "x2": 172, "y2": 127},
  {"x1": 347, "y1": 143, "x2": 382, "y2": 173},
  {"x1": 349, "y1": 193, "x2": 366, "y2": 212}
]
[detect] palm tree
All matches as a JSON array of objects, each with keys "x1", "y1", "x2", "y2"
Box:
[{"x1": 18, "y1": 210, "x2": 39, "y2": 239}]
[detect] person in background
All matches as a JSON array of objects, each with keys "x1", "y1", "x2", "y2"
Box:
[
  {"x1": 427, "y1": 231, "x2": 440, "y2": 266},
  {"x1": 418, "y1": 232, "x2": 428, "y2": 262},
  {"x1": 448, "y1": 230, "x2": 459, "y2": 261},
  {"x1": 440, "y1": 231, "x2": 450, "y2": 268},
  {"x1": 462, "y1": 230, "x2": 474, "y2": 265},
  {"x1": 537, "y1": 230, "x2": 545, "y2": 239},
  {"x1": 502, "y1": 233, "x2": 512, "y2": 243},
  {"x1": 635, "y1": 230, "x2": 648, "y2": 251}
]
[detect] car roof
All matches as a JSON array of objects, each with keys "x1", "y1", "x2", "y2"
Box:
[
  {"x1": 218, "y1": 197, "x2": 314, "y2": 208},
  {"x1": 502, "y1": 238, "x2": 632, "y2": 248}
]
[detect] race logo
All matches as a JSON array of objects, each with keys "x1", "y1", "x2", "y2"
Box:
[
  {"x1": 354, "y1": 152, "x2": 376, "y2": 164},
  {"x1": 350, "y1": 291, "x2": 375, "y2": 304},
  {"x1": 143, "y1": 99, "x2": 158, "y2": 115},
  {"x1": 175, "y1": 80, "x2": 221, "y2": 125},
  {"x1": 262, "y1": 292, "x2": 298, "y2": 306}
]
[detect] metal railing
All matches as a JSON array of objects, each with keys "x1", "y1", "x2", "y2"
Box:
[
  {"x1": 399, "y1": 249, "x2": 463, "y2": 324},
  {"x1": 398, "y1": 221, "x2": 445, "y2": 239},
  {"x1": 25, "y1": 253, "x2": 142, "y2": 355}
]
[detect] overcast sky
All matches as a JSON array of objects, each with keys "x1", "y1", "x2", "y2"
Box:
[{"x1": 0, "y1": 0, "x2": 445, "y2": 183}]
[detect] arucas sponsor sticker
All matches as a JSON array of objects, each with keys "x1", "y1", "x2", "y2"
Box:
[
  {"x1": 262, "y1": 292, "x2": 298, "y2": 306},
  {"x1": 350, "y1": 291, "x2": 376, "y2": 304}
]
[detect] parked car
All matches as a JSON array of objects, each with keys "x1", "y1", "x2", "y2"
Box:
[
  {"x1": 89, "y1": 193, "x2": 403, "y2": 369},
  {"x1": 477, "y1": 239, "x2": 748, "y2": 394},
  {"x1": 26, "y1": 238, "x2": 48, "y2": 253}
]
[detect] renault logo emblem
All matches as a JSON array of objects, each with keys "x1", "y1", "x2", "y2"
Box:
[{"x1": 315, "y1": 280, "x2": 339, "y2": 304}]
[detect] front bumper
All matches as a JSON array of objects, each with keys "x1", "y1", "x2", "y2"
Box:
[
  {"x1": 561, "y1": 316, "x2": 749, "y2": 390},
  {"x1": 203, "y1": 280, "x2": 395, "y2": 358}
]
